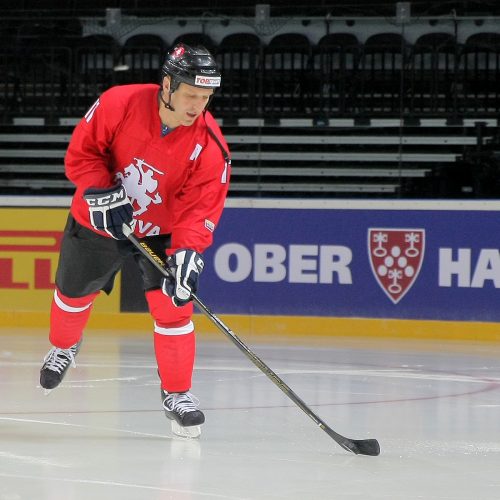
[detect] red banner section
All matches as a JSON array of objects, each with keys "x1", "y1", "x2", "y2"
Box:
[{"x1": 0, "y1": 208, "x2": 120, "y2": 313}]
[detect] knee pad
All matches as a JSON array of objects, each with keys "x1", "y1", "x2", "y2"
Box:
[
  {"x1": 49, "y1": 287, "x2": 100, "y2": 348},
  {"x1": 145, "y1": 289, "x2": 194, "y2": 330}
]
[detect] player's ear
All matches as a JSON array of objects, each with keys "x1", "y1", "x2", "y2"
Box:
[{"x1": 162, "y1": 75, "x2": 171, "y2": 93}]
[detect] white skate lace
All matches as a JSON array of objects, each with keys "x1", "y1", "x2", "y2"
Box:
[
  {"x1": 164, "y1": 392, "x2": 200, "y2": 416},
  {"x1": 43, "y1": 346, "x2": 77, "y2": 374}
]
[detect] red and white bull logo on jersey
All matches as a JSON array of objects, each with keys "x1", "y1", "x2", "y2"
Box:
[
  {"x1": 368, "y1": 228, "x2": 425, "y2": 304},
  {"x1": 116, "y1": 157, "x2": 163, "y2": 217},
  {"x1": 195, "y1": 75, "x2": 221, "y2": 87}
]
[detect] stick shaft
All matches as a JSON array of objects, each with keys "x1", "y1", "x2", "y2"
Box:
[{"x1": 126, "y1": 232, "x2": 375, "y2": 455}]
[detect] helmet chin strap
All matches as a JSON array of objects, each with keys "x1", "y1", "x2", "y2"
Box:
[{"x1": 159, "y1": 88, "x2": 175, "y2": 112}]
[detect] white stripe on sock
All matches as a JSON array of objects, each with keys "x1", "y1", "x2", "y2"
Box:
[
  {"x1": 53, "y1": 290, "x2": 94, "y2": 313},
  {"x1": 154, "y1": 321, "x2": 194, "y2": 336}
]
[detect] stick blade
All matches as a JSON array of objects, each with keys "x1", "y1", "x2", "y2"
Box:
[
  {"x1": 324, "y1": 426, "x2": 380, "y2": 456},
  {"x1": 349, "y1": 438, "x2": 381, "y2": 456}
]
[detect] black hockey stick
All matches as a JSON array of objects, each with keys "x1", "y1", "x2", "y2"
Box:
[{"x1": 123, "y1": 226, "x2": 380, "y2": 456}]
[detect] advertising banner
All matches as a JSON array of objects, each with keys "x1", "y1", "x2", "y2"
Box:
[
  {"x1": 0, "y1": 208, "x2": 120, "y2": 314},
  {"x1": 1, "y1": 201, "x2": 499, "y2": 324},
  {"x1": 196, "y1": 201, "x2": 500, "y2": 322}
]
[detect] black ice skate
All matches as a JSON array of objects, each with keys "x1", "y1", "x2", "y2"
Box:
[
  {"x1": 161, "y1": 389, "x2": 205, "y2": 438},
  {"x1": 40, "y1": 340, "x2": 82, "y2": 394}
]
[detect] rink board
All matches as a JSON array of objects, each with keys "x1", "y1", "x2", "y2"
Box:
[{"x1": 0, "y1": 199, "x2": 499, "y2": 338}]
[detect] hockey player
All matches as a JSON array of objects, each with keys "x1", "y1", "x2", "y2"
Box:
[{"x1": 39, "y1": 43, "x2": 231, "y2": 438}]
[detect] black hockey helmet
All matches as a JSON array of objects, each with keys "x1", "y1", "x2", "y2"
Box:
[{"x1": 161, "y1": 43, "x2": 221, "y2": 92}]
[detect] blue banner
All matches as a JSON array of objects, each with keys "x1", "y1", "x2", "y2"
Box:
[{"x1": 201, "y1": 201, "x2": 500, "y2": 322}]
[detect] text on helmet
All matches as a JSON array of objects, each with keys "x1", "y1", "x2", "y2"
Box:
[{"x1": 195, "y1": 75, "x2": 221, "y2": 87}]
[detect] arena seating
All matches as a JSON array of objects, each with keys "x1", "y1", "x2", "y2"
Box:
[
  {"x1": 410, "y1": 33, "x2": 458, "y2": 114},
  {"x1": 3, "y1": 25, "x2": 499, "y2": 120},
  {"x1": 73, "y1": 35, "x2": 121, "y2": 111},
  {"x1": 216, "y1": 33, "x2": 262, "y2": 117},
  {"x1": 311, "y1": 33, "x2": 361, "y2": 116},
  {"x1": 0, "y1": 116, "x2": 496, "y2": 198},
  {"x1": 261, "y1": 33, "x2": 312, "y2": 117},
  {"x1": 460, "y1": 33, "x2": 500, "y2": 113},
  {"x1": 357, "y1": 33, "x2": 410, "y2": 115},
  {"x1": 1, "y1": 15, "x2": 500, "y2": 198},
  {"x1": 118, "y1": 34, "x2": 166, "y2": 84}
]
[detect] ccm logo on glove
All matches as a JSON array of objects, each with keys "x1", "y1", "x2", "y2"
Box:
[
  {"x1": 162, "y1": 249, "x2": 204, "y2": 307},
  {"x1": 86, "y1": 190, "x2": 126, "y2": 206},
  {"x1": 84, "y1": 183, "x2": 134, "y2": 240}
]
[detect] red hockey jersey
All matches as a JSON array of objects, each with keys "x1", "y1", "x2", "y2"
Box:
[{"x1": 65, "y1": 84, "x2": 231, "y2": 254}]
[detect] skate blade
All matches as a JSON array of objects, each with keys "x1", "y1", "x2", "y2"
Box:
[
  {"x1": 171, "y1": 420, "x2": 201, "y2": 439},
  {"x1": 41, "y1": 387, "x2": 53, "y2": 396}
]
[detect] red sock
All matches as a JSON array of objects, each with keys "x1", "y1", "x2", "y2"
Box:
[
  {"x1": 49, "y1": 288, "x2": 99, "y2": 348},
  {"x1": 154, "y1": 329, "x2": 195, "y2": 393}
]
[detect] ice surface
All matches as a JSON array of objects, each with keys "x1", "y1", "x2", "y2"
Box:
[{"x1": 1, "y1": 330, "x2": 500, "y2": 499}]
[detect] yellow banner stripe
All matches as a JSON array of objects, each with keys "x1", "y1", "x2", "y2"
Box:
[{"x1": 1, "y1": 311, "x2": 499, "y2": 342}]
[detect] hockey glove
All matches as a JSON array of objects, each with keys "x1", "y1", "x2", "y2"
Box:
[
  {"x1": 162, "y1": 249, "x2": 204, "y2": 307},
  {"x1": 83, "y1": 183, "x2": 134, "y2": 240}
]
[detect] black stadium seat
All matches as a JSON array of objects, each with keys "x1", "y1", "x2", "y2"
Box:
[
  {"x1": 460, "y1": 32, "x2": 500, "y2": 112},
  {"x1": 215, "y1": 33, "x2": 262, "y2": 116},
  {"x1": 358, "y1": 32, "x2": 410, "y2": 115},
  {"x1": 262, "y1": 33, "x2": 312, "y2": 116},
  {"x1": 73, "y1": 34, "x2": 121, "y2": 111},
  {"x1": 410, "y1": 32, "x2": 458, "y2": 113},
  {"x1": 10, "y1": 22, "x2": 73, "y2": 117},
  {"x1": 118, "y1": 34, "x2": 166, "y2": 84},
  {"x1": 311, "y1": 33, "x2": 361, "y2": 116}
]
